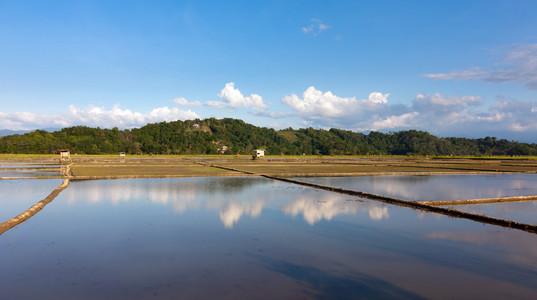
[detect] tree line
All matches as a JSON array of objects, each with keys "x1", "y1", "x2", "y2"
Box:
[{"x1": 1, "y1": 118, "x2": 536, "y2": 156}]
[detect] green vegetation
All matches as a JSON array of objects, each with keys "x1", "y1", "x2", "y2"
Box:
[{"x1": 1, "y1": 118, "x2": 537, "y2": 156}]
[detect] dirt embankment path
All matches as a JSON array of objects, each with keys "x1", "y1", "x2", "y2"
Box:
[
  {"x1": 0, "y1": 178, "x2": 70, "y2": 236},
  {"x1": 420, "y1": 195, "x2": 537, "y2": 206}
]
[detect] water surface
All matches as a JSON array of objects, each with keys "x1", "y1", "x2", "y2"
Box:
[
  {"x1": 0, "y1": 179, "x2": 62, "y2": 221},
  {"x1": 295, "y1": 174, "x2": 537, "y2": 201},
  {"x1": 1, "y1": 176, "x2": 537, "y2": 299},
  {"x1": 0, "y1": 163, "x2": 61, "y2": 178}
]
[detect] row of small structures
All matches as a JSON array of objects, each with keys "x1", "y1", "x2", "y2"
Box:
[{"x1": 57, "y1": 149, "x2": 264, "y2": 161}]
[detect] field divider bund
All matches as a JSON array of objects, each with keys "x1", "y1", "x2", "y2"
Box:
[
  {"x1": 207, "y1": 163, "x2": 537, "y2": 234},
  {"x1": 420, "y1": 195, "x2": 537, "y2": 206},
  {"x1": 261, "y1": 175, "x2": 537, "y2": 234},
  {"x1": 0, "y1": 178, "x2": 70, "y2": 236}
]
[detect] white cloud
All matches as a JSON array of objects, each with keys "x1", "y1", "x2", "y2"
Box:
[
  {"x1": 173, "y1": 97, "x2": 202, "y2": 107},
  {"x1": 368, "y1": 94, "x2": 537, "y2": 139},
  {"x1": 422, "y1": 68, "x2": 486, "y2": 81},
  {"x1": 282, "y1": 87, "x2": 355, "y2": 117},
  {"x1": 423, "y1": 43, "x2": 537, "y2": 89},
  {"x1": 371, "y1": 112, "x2": 419, "y2": 129},
  {"x1": 366, "y1": 93, "x2": 483, "y2": 132},
  {"x1": 3, "y1": 85, "x2": 537, "y2": 142},
  {"x1": 413, "y1": 93, "x2": 481, "y2": 108},
  {"x1": 281, "y1": 86, "x2": 387, "y2": 119},
  {"x1": 280, "y1": 87, "x2": 537, "y2": 140},
  {"x1": 0, "y1": 104, "x2": 200, "y2": 130},
  {"x1": 302, "y1": 19, "x2": 331, "y2": 36},
  {"x1": 368, "y1": 92, "x2": 390, "y2": 104},
  {"x1": 485, "y1": 97, "x2": 537, "y2": 132},
  {"x1": 208, "y1": 82, "x2": 268, "y2": 111}
]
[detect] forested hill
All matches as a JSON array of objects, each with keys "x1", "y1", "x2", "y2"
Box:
[{"x1": 1, "y1": 118, "x2": 536, "y2": 156}]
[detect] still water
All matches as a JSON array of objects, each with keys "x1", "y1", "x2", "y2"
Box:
[
  {"x1": 0, "y1": 179, "x2": 63, "y2": 220},
  {"x1": 0, "y1": 163, "x2": 61, "y2": 178},
  {"x1": 295, "y1": 174, "x2": 537, "y2": 201},
  {"x1": 1, "y1": 176, "x2": 537, "y2": 299},
  {"x1": 296, "y1": 174, "x2": 537, "y2": 225}
]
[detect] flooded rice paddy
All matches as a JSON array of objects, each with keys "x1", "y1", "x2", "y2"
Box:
[
  {"x1": 296, "y1": 174, "x2": 537, "y2": 226},
  {"x1": 295, "y1": 174, "x2": 537, "y2": 201},
  {"x1": 0, "y1": 163, "x2": 61, "y2": 178},
  {"x1": 1, "y1": 172, "x2": 537, "y2": 299}
]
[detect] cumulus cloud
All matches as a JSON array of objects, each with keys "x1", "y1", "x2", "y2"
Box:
[
  {"x1": 281, "y1": 86, "x2": 388, "y2": 119},
  {"x1": 208, "y1": 82, "x2": 268, "y2": 111},
  {"x1": 280, "y1": 86, "x2": 537, "y2": 140},
  {"x1": 486, "y1": 97, "x2": 537, "y2": 132},
  {"x1": 302, "y1": 19, "x2": 331, "y2": 36},
  {"x1": 282, "y1": 87, "x2": 357, "y2": 117},
  {"x1": 367, "y1": 93, "x2": 485, "y2": 132},
  {"x1": 368, "y1": 92, "x2": 390, "y2": 104},
  {"x1": 0, "y1": 104, "x2": 200, "y2": 130},
  {"x1": 173, "y1": 97, "x2": 202, "y2": 107},
  {"x1": 366, "y1": 94, "x2": 537, "y2": 139},
  {"x1": 423, "y1": 43, "x2": 537, "y2": 89}
]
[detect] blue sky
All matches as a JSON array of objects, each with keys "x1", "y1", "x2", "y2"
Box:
[{"x1": 1, "y1": 0, "x2": 537, "y2": 142}]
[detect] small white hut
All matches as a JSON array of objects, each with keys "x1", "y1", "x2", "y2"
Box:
[
  {"x1": 59, "y1": 150, "x2": 71, "y2": 162},
  {"x1": 254, "y1": 149, "x2": 265, "y2": 158}
]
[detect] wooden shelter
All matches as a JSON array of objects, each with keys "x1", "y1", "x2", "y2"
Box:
[{"x1": 58, "y1": 150, "x2": 70, "y2": 162}]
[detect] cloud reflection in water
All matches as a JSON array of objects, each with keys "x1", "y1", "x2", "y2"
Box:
[
  {"x1": 218, "y1": 199, "x2": 264, "y2": 228},
  {"x1": 64, "y1": 178, "x2": 390, "y2": 228},
  {"x1": 282, "y1": 194, "x2": 389, "y2": 225}
]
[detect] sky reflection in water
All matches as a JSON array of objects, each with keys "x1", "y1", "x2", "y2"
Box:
[
  {"x1": 0, "y1": 179, "x2": 62, "y2": 220},
  {"x1": 295, "y1": 174, "x2": 537, "y2": 201},
  {"x1": 296, "y1": 174, "x2": 537, "y2": 225},
  {"x1": 1, "y1": 176, "x2": 537, "y2": 299},
  {"x1": 59, "y1": 177, "x2": 389, "y2": 228}
]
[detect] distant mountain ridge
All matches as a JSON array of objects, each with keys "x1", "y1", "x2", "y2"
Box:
[
  {"x1": 0, "y1": 129, "x2": 29, "y2": 137},
  {"x1": 0, "y1": 118, "x2": 536, "y2": 156},
  {"x1": 0, "y1": 128, "x2": 61, "y2": 137}
]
